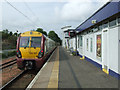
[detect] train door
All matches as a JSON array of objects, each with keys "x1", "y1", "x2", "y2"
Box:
[{"x1": 102, "y1": 29, "x2": 109, "y2": 74}]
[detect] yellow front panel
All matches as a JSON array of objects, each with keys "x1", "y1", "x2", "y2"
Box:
[
  {"x1": 20, "y1": 47, "x2": 41, "y2": 59},
  {"x1": 19, "y1": 31, "x2": 42, "y2": 59},
  {"x1": 21, "y1": 31, "x2": 42, "y2": 37}
]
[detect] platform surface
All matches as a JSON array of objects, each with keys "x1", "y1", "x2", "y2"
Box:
[{"x1": 28, "y1": 46, "x2": 119, "y2": 89}]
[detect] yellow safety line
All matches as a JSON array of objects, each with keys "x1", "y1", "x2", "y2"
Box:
[{"x1": 47, "y1": 47, "x2": 59, "y2": 88}]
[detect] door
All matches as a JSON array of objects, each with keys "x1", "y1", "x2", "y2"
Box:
[{"x1": 102, "y1": 29, "x2": 109, "y2": 74}]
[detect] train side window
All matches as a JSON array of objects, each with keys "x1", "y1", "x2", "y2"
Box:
[{"x1": 45, "y1": 40, "x2": 48, "y2": 53}]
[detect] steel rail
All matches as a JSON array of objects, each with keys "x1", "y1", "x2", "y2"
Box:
[
  {"x1": 0, "y1": 59, "x2": 16, "y2": 67},
  {"x1": 1, "y1": 70, "x2": 26, "y2": 90},
  {"x1": 0, "y1": 62, "x2": 17, "y2": 70},
  {"x1": 0, "y1": 59, "x2": 17, "y2": 70}
]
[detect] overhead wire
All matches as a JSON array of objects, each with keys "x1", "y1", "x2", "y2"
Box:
[
  {"x1": 4, "y1": 0, "x2": 38, "y2": 28},
  {"x1": 23, "y1": 0, "x2": 41, "y2": 28}
]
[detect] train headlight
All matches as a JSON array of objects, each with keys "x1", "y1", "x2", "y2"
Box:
[
  {"x1": 17, "y1": 50, "x2": 22, "y2": 58},
  {"x1": 38, "y1": 50, "x2": 44, "y2": 58}
]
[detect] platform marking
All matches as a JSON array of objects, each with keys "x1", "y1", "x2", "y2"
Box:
[
  {"x1": 26, "y1": 48, "x2": 57, "y2": 90},
  {"x1": 47, "y1": 47, "x2": 59, "y2": 88}
]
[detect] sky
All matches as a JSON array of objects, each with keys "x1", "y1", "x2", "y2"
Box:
[{"x1": 1, "y1": 0, "x2": 109, "y2": 39}]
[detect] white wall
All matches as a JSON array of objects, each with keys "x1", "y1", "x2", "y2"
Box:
[
  {"x1": 118, "y1": 26, "x2": 120, "y2": 74},
  {"x1": 109, "y1": 27, "x2": 119, "y2": 73},
  {"x1": 82, "y1": 32, "x2": 102, "y2": 65},
  {"x1": 77, "y1": 35, "x2": 83, "y2": 55},
  {"x1": 69, "y1": 38, "x2": 75, "y2": 50},
  {"x1": 77, "y1": 27, "x2": 119, "y2": 75}
]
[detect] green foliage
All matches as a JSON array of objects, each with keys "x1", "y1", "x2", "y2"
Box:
[
  {"x1": 14, "y1": 32, "x2": 17, "y2": 36},
  {"x1": 48, "y1": 31, "x2": 62, "y2": 45},
  {"x1": 36, "y1": 28, "x2": 47, "y2": 36},
  {"x1": 2, "y1": 29, "x2": 20, "y2": 50},
  {"x1": 36, "y1": 28, "x2": 61, "y2": 45},
  {"x1": 9, "y1": 31, "x2": 13, "y2": 36},
  {"x1": 2, "y1": 53, "x2": 8, "y2": 58},
  {"x1": 2, "y1": 51, "x2": 16, "y2": 59}
]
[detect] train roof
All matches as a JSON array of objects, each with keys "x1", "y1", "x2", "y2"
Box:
[
  {"x1": 20, "y1": 31, "x2": 42, "y2": 37},
  {"x1": 20, "y1": 31, "x2": 55, "y2": 43}
]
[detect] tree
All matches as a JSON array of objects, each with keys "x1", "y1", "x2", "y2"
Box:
[
  {"x1": 2, "y1": 29, "x2": 17, "y2": 49},
  {"x1": 43, "y1": 31, "x2": 47, "y2": 36},
  {"x1": 36, "y1": 28, "x2": 47, "y2": 36},
  {"x1": 9, "y1": 31, "x2": 13, "y2": 36},
  {"x1": 14, "y1": 32, "x2": 17, "y2": 36},
  {"x1": 48, "y1": 31, "x2": 62, "y2": 45},
  {"x1": 2, "y1": 29, "x2": 9, "y2": 40}
]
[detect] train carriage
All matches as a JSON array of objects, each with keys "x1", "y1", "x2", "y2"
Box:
[{"x1": 16, "y1": 31, "x2": 56, "y2": 70}]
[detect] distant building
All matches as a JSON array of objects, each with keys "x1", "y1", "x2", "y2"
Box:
[{"x1": 61, "y1": 26, "x2": 72, "y2": 49}]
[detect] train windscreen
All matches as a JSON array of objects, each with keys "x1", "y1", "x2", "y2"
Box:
[
  {"x1": 31, "y1": 37, "x2": 41, "y2": 47},
  {"x1": 20, "y1": 37, "x2": 30, "y2": 47}
]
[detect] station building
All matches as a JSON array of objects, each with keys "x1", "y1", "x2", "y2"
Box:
[{"x1": 69, "y1": 1, "x2": 120, "y2": 79}]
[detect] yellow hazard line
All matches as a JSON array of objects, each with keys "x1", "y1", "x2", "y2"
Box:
[{"x1": 47, "y1": 47, "x2": 59, "y2": 88}]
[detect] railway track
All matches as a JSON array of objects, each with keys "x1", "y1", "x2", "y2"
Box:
[
  {"x1": 0, "y1": 59, "x2": 17, "y2": 70},
  {"x1": 1, "y1": 48, "x2": 56, "y2": 89},
  {"x1": 1, "y1": 70, "x2": 26, "y2": 90},
  {"x1": 1, "y1": 69, "x2": 39, "y2": 90}
]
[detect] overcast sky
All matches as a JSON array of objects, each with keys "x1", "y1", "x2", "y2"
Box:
[{"x1": 1, "y1": 0, "x2": 109, "y2": 39}]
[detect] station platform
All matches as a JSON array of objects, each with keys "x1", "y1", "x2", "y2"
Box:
[{"x1": 27, "y1": 46, "x2": 119, "y2": 89}]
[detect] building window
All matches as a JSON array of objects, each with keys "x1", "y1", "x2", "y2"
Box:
[
  {"x1": 87, "y1": 38, "x2": 89, "y2": 51},
  {"x1": 109, "y1": 18, "x2": 116, "y2": 27},
  {"x1": 90, "y1": 38, "x2": 93, "y2": 52},
  {"x1": 78, "y1": 38, "x2": 79, "y2": 48},
  {"x1": 80, "y1": 36, "x2": 83, "y2": 47},
  {"x1": 93, "y1": 27, "x2": 98, "y2": 32},
  {"x1": 118, "y1": 17, "x2": 120, "y2": 24},
  {"x1": 96, "y1": 35, "x2": 101, "y2": 58},
  {"x1": 102, "y1": 22, "x2": 108, "y2": 29},
  {"x1": 98, "y1": 25, "x2": 102, "y2": 30}
]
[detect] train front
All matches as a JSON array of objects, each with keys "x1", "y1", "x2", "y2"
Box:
[{"x1": 16, "y1": 31, "x2": 45, "y2": 70}]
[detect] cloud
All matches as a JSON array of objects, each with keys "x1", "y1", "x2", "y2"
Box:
[{"x1": 55, "y1": 0, "x2": 109, "y2": 23}]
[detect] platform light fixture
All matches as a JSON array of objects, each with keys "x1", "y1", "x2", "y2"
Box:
[{"x1": 92, "y1": 20, "x2": 97, "y2": 24}]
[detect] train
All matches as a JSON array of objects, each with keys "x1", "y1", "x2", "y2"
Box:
[{"x1": 16, "y1": 31, "x2": 56, "y2": 70}]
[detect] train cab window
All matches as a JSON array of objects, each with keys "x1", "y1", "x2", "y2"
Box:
[
  {"x1": 20, "y1": 37, "x2": 30, "y2": 47},
  {"x1": 31, "y1": 37, "x2": 41, "y2": 47}
]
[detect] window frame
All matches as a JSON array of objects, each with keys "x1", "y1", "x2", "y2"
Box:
[
  {"x1": 31, "y1": 37, "x2": 42, "y2": 47},
  {"x1": 20, "y1": 37, "x2": 30, "y2": 47},
  {"x1": 109, "y1": 17, "x2": 117, "y2": 27}
]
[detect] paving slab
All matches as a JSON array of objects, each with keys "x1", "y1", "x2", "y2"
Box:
[{"x1": 59, "y1": 46, "x2": 119, "y2": 88}]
